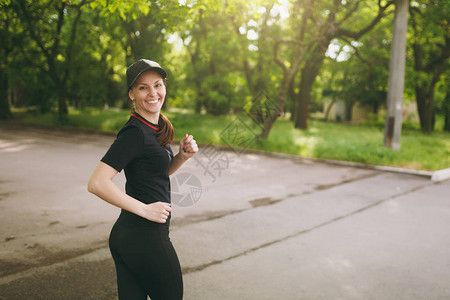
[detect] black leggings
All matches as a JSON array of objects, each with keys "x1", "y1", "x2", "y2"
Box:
[{"x1": 109, "y1": 214, "x2": 183, "y2": 300}]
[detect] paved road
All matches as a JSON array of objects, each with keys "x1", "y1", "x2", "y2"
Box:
[{"x1": 0, "y1": 123, "x2": 449, "y2": 299}]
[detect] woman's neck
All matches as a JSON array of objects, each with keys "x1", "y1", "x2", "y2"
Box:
[{"x1": 135, "y1": 110, "x2": 159, "y2": 124}]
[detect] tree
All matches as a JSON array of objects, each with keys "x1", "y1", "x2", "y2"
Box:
[
  {"x1": 228, "y1": 1, "x2": 280, "y2": 101},
  {"x1": 65, "y1": 10, "x2": 125, "y2": 109},
  {"x1": 180, "y1": 1, "x2": 246, "y2": 115},
  {"x1": 12, "y1": 0, "x2": 87, "y2": 120},
  {"x1": 292, "y1": 0, "x2": 394, "y2": 130},
  {"x1": 244, "y1": 0, "x2": 394, "y2": 137},
  {"x1": 410, "y1": 0, "x2": 450, "y2": 134},
  {"x1": 225, "y1": 0, "x2": 312, "y2": 137},
  {"x1": 229, "y1": 0, "x2": 395, "y2": 137},
  {"x1": 0, "y1": 3, "x2": 13, "y2": 119},
  {"x1": 323, "y1": 12, "x2": 393, "y2": 118},
  {"x1": 259, "y1": 0, "x2": 313, "y2": 137},
  {"x1": 100, "y1": 0, "x2": 185, "y2": 65}
]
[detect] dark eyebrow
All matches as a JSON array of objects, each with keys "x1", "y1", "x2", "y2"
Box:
[{"x1": 136, "y1": 79, "x2": 162, "y2": 86}]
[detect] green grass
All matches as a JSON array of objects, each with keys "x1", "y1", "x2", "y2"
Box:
[
  {"x1": 264, "y1": 120, "x2": 450, "y2": 171},
  {"x1": 22, "y1": 108, "x2": 130, "y2": 133},
  {"x1": 19, "y1": 108, "x2": 450, "y2": 171}
]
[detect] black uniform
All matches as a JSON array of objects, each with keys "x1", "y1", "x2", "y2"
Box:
[{"x1": 101, "y1": 112, "x2": 183, "y2": 300}]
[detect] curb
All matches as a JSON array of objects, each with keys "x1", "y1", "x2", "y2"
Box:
[{"x1": 431, "y1": 168, "x2": 450, "y2": 183}]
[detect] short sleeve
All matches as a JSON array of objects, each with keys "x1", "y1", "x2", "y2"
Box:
[
  {"x1": 101, "y1": 126, "x2": 144, "y2": 172},
  {"x1": 166, "y1": 144, "x2": 174, "y2": 158}
]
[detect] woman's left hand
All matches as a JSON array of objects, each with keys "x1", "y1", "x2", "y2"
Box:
[{"x1": 179, "y1": 134, "x2": 198, "y2": 160}]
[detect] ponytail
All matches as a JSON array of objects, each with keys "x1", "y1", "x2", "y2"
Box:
[{"x1": 156, "y1": 113, "x2": 174, "y2": 147}]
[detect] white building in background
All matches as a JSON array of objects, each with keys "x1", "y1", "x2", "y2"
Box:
[{"x1": 323, "y1": 99, "x2": 420, "y2": 124}]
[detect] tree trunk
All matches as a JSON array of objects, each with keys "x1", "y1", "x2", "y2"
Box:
[
  {"x1": 13, "y1": 85, "x2": 23, "y2": 108},
  {"x1": 444, "y1": 93, "x2": 450, "y2": 132},
  {"x1": 0, "y1": 70, "x2": 12, "y2": 119},
  {"x1": 294, "y1": 54, "x2": 324, "y2": 129},
  {"x1": 57, "y1": 86, "x2": 68, "y2": 121},
  {"x1": 345, "y1": 102, "x2": 353, "y2": 122},
  {"x1": 384, "y1": 0, "x2": 408, "y2": 150},
  {"x1": 372, "y1": 101, "x2": 379, "y2": 114},
  {"x1": 415, "y1": 79, "x2": 439, "y2": 134},
  {"x1": 417, "y1": 87, "x2": 434, "y2": 134},
  {"x1": 259, "y1": 85, "x2": 286, "y2": 138},
  {"x1": 288, "y1": 79, "x2": 296, "y2": 121}
]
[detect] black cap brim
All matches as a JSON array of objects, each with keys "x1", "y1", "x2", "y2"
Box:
[
  {"x1": 128, "y1": 67, "x2": 167, "y2": 89},
  {"x1": 126, "y1": 59, "x2": 168, "y2": 89}
]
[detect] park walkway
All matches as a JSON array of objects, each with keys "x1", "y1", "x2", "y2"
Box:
[{"x1": 0, "y1": 123, "x2": 449, "y2": 299}]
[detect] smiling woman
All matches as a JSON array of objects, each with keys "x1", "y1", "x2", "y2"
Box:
[
  {"x1": 88, "y1": 59, "x2": 198, "y2": 299},
  {"x1": 126, "y1": 59, "x2": 174, "y2": 153}
]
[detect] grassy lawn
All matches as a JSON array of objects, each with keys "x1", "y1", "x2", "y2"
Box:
[{"x1": 19, "y1": 108, "x2": 450, "y2": 171}]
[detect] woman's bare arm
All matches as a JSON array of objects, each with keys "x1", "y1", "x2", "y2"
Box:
[{"x1": 88, "y1": 162, "x2": 171, "y2": 223}]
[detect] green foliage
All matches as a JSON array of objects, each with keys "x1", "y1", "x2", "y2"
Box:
[
  {"x1": 320, "y1": 1, "x2": 394, "y2": 117},
  {"x1": 408, "y1": 0, "x2": 450, "y2": 132},
  {"x1": 179, "y1": 1, "x2": 252, "y2": 114}
]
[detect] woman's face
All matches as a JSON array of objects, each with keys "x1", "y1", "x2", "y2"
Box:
[{"x1": 129, "y1": 71, "x2": 166, "y2": 119}]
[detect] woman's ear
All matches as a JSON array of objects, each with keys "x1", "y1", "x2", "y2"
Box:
[{"x1": 128, "y1": 89, "x2": 134, "y2": 100}]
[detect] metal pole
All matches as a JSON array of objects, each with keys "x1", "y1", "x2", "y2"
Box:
[{"x1": 384, "y1": 0, "x2": 409, "y2": 150}]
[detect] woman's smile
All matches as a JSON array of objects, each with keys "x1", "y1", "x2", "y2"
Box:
[{"x1": 146, "y1": 98, "x2": 160, "y2": 104}]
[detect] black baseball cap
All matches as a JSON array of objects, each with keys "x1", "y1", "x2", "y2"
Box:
[{"x1": 126, "y1": 59, "x2": 168, "y2": 89}]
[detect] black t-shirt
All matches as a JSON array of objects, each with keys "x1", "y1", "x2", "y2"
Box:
[{"x1": 101, "y1": 113, "x2": 174, "y2": 208}]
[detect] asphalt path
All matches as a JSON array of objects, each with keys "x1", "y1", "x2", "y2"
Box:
[{"x1": 0, "y1": 123, "x2": 449, "y2": 299}]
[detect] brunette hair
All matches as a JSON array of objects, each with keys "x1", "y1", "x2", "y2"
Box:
[
  {"x1": 156, "y1": 113, "x2": 174, "y2": 147},
  {"x1": 156, "y1": 79, "x2": 174, "y2": 146}
]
